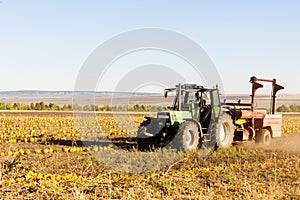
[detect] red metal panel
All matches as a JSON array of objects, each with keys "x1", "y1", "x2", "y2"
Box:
[
  {"x1": 254, "y1": 119, "x2": 264, "y2": 129},
  {"x1": 263, "y1": 114, "x2": 282, "y2": 137},
  {"x1": 240, "y1": 110, "x2": 267, "y2": 119}
]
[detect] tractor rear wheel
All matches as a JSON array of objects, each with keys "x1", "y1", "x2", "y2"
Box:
[
  {"x1": 215, "y1": 113, "x2": 235, "y2": 149},
  {"x1": 255, "y1": 129, "x2": 271, "y2": 145},
  {"x1": 171, "y1": 121, "x2": 199, "y2": 151}
]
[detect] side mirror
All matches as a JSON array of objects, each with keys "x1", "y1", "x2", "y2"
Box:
[{"x1": 164, "y1": 91, "x2": 168, "y2": 98}]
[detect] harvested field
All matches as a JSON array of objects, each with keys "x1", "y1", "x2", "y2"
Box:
[{"x1": 0, "y1": 111, "x2": 299, "y2": 199}]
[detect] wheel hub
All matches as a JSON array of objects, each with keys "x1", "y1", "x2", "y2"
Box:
[
  {"x1": 185, "y1": 130, "x2": 193, "y2": 147},
  {"x1": 219, "y1": 124, "x2": 226, "y2": 142}
]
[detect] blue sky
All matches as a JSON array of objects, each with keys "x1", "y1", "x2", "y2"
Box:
[{"x1": 0, "y1": 0, "x2": 299, "y2": 94}]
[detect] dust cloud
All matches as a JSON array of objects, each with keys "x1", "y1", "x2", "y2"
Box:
[{"x1": 242, "y1": 133, "x2": 300, "y2": 153}]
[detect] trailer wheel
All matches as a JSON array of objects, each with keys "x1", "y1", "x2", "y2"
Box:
[
  {"x1": 215, "y1": 113, "x2": 235, "y2": 149},
  {"x1": 172, "y1": 121, "x2": 199, "y2": 151},
  {"x1": 255, "y1": 129, "x2": 271, "y2": 145}
]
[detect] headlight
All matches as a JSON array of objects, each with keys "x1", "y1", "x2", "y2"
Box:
[{"x1": 158, "y1": 115, "x2": 169, "y2": 119}]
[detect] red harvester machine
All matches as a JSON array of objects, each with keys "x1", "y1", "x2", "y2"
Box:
[{"x1": 222, "y1": 76, "x2": 284, "y2": 146}]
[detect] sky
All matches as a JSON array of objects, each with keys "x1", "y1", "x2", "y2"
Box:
[{"x1": 0, "y1": 0, "x2": 299, "y2": 94}]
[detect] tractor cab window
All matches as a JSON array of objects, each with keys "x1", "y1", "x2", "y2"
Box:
[
  {"x1": 172, "y1": 88, "x2": 212, "y2": 112},
  {"x1": 210, "y1": 90, "x2": 220, "y2": 107},
  {"x1": 181, "y1": 91, "x2": 194, "y2": 111},
  {"x1": 184, "y1": 91, "x2": 195, "y2": 105},
  {"x1": 173, "y1": 90, "x2": 198, "y2": 111},
  {"x1": 210, "y1": 90, "x2": 221, "y2": 119}
]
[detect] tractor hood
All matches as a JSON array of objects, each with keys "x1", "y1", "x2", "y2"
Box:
[{"x1": 157, "y1": 111, "x2": 192, "y2": 126}]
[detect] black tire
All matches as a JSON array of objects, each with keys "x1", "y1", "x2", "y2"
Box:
[
  {"x1": 215, "y1": 113, "x2": 235, "y2": 149},
  {"x1": 171, "y1": 121, "x2": 199, "y2": 151},
  {"x1": 247, "y1": 127, "x2": 255, "y2": 140},
  {"x1": 137, "y1": 117, "x2": 158, "y2": 138},
  {"x1": 255, "y1": 129, "x2": 271, "y2": 145}
]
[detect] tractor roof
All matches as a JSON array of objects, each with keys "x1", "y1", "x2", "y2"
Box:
[{"x1": 165, "y1": 83, "x2": 216, "y2": 92}]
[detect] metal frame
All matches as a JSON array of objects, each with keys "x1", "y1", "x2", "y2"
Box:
[{"x1": 249, "y1": 76, "x2": 284, "y2": 129}]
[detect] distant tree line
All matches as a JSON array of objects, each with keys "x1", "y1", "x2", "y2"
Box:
[
  {"x1": 1, "y1": 102, "x2": 299, "y2": 112},
  {"x1": 0, "y1": 102, "x2": 168, "y2": 112},
  {"x1": 276, "y1": 104, "x2": 300, "y2": 112},
  {"x1": 2, "y1": 101, "x2": 300, "y2": 112}
]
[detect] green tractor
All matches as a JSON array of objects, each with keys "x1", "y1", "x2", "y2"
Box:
[{"x1": 137, "y1": 83, "x2": 235, "y2": 151}]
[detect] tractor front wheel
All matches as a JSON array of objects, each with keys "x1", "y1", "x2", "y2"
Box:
[
  {"x1": 255, "y1": 129, "x2": 271, "y2": 145},
  {"x1": 171, "y1": 121, "x2": 199, "y2": 151}
]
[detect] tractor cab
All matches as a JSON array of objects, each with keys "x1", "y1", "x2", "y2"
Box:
[{"x1": 163, "y1": 83, "x2": 221, "y2": 130}]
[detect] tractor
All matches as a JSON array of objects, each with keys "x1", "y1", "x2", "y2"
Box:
[
  {"x1": 137, "y1": 83, "x2": 228, "y2": 151},
  {"x1": 137, "y1": 76, "x2": 284, "y2": 151}
]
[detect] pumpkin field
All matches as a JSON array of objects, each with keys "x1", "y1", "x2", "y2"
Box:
[{"x1": 0, "y1": 111, "x2": 299, "y2": 199}]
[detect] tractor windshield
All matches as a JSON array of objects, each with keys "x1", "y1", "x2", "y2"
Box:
[
  {"x1": 172, "y1": 89, "x2": 210, "y2": 111},
  {"x1": 183, "y1": 91, "x2": 195, "y2": 106},
  {"x1": 172, "y1": 90, "x2": 196, "y2": 111}
]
